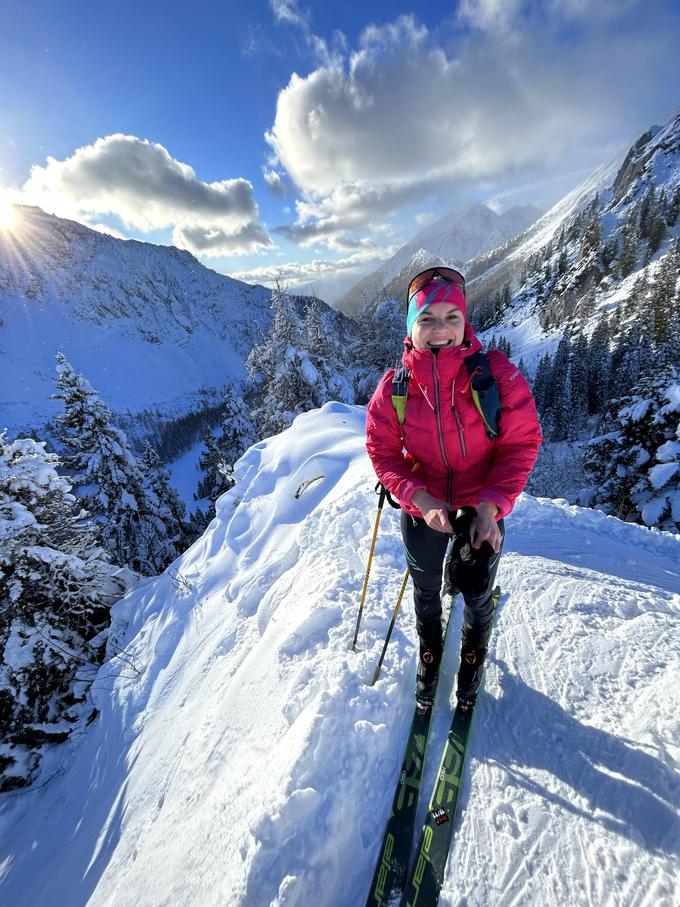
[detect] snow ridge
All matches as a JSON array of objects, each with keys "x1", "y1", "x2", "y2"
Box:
[{"x1": 0, "y1": 405, "x2": 678, "y2": 906}]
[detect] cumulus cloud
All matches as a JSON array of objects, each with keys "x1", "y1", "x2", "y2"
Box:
[
  {"x1": 267, "y1": 6, "x2": 678, "y2": 244},
  {"x1": 21, "y1": 134, "x2": 272, "y2": 257}
]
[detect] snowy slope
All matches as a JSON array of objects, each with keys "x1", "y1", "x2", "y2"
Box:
[{"x1": 0, "y1": 404, "x2": 678, "y2": 906}]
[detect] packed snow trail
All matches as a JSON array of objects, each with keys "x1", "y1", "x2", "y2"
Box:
[{"x1": 0, "y1": 403, "x2": 678, "y2": 906}]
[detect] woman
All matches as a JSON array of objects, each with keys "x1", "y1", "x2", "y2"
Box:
[{"x1": 365, "y1": 266, "x2": 542, "y2": 710}]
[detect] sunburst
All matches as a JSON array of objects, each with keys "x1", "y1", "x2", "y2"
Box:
[{"x1": 0, "y1": 196, "x2": 15, "y2": 230}]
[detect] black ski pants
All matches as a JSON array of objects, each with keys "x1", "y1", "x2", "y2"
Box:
[{"x1": 400, "y1": 510, "x2": 504, "y2": 645}]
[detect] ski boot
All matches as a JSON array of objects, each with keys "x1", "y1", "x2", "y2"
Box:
[
  {"x1": 456, "y1": 644, "x2": 488, "y2": 710},
  {"x1": 416, "y1": 620, "x2": 443, "y2": 711}
]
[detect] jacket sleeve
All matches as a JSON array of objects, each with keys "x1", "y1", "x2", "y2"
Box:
[
  {"x1": 477, "y1": 353, "x2": 542, "y2": 518},
  {"x1": 365, "y1": 371, "x2": 428, "y2": 506}
]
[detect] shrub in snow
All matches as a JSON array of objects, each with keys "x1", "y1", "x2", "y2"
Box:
[
  {"x1": 585, "y1": 368, "x2": 680, "y2": 531},
  {"x1": 0, "y1": 434, "x2": 126, "y2": 791}
]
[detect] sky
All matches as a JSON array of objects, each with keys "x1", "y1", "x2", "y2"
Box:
[{"x1": 1, "y1": 0, "x2": 679, "y2": 295}]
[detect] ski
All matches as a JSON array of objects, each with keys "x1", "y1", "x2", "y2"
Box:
[
  {"x1": 365, "y1": 600, "x2": 456, "y2": 907},
  {"x1": 365, "y1": 702, "x2": 434, "y2": 907},
  {"x1": 400, "y1": 586, "x2": 501, "y2": 907}
]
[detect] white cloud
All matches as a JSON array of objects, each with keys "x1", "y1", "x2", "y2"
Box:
[
  {"x1": 414, "y1": 212, "x2": 437, "y2": 226},
  {"x1": 267, "y1": 7, "x2": 678, "y2": 244},
  {"x1": 230, "y1": 242, "x2": 398, "y2": 288},
  {"x1": 270, "y1": 0, "x2": 310, "y2": 29},
  {"x1": 86, "y1": 222, "x2": 128, "y2": 240},
  {"x1": 268, "y1": 0, "x2": 344, "y2": 68},
  {"x1": 263, "y1": 168, "x2": 287, "y2": 197},
  {"x1": 458, "y1": 0, "x2": 641, "y2": 35},
  {"x1": 21, "y1": 134, "x2": 272, "y2": 257}
]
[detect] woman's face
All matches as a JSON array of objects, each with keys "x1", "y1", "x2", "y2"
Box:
[{"x1": 410, "y1": 302, "x2": 465, "y2": 351}]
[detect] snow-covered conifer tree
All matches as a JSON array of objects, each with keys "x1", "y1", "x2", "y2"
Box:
[
  {"x1": 140, "y1": 443, "x2": 189, "y2": 570},
  {"x1": 52, "y1": 353, "x2": 164, "y2": 575},
  {"x1": 246, "y1": 286, "x2": 319, "y2": 436},
  {"x1": 0, "y1": 434, "x2": 125, "y2": 790},
  {"x1": 196, "y1": 385, "x2": 255, "y2": 505},
  {"x1": 585, "y1": 368, "x2": 680, "y2": 529}
]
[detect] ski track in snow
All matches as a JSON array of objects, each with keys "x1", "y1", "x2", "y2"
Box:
[{"x1": 0, "y1": 403, "x2": 678, "y2": 907}]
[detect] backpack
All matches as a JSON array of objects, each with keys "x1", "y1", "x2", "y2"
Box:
[{"x1": 391, "y1": 350, "x2": 501, "y2": 440}]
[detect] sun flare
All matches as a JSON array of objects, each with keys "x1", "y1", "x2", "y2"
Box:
[{"x1": 0, "y1": 196, "x2": 16, "y2": 230}]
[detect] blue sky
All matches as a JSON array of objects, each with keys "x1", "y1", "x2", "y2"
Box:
[{"x1": 2, "y1": 0, "x2": 679, "y2": 295}]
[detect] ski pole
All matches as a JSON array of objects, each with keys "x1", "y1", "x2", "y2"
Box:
[
  {"x1": 352, "y1": 485, "x2": 387, "y2": 651},
  {"x1": 370, "y1": 567, "x2": 410, "y2": 686}
]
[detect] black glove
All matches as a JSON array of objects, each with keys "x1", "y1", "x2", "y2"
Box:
[{"x1": 446, "y1": 507, "x2": 494, "y2": 598}]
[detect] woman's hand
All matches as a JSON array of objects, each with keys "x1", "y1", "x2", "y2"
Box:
[
  {"x1": 471, "y1": 502, "x2": 501, "y2": 552},
  {"x1": 411, "y1": 490, "x2": 453, "y2": 534}
]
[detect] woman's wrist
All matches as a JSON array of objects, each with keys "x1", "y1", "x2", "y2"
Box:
[{"x1": 477, "y1": 500, "x2": 499, "y2": 516}]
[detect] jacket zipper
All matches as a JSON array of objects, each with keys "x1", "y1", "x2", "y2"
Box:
[
  {"x1": 451, "y1": 380, "x2": 468, "y2": 458},
  {"x1": 431, "y1": 356, "x2": 453, "y2": 507}
]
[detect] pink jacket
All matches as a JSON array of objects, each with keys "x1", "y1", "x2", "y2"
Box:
[{"x1": 365, "y1": 326, "x2": 542, "y2": 519}]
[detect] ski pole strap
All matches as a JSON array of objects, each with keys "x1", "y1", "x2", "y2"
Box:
[
  {"x1": 376, "y1": 481, "x2": 401, "y2": 510},
  {"x1": 464, "y1": 351, "x2": 501, "y2": 440}
]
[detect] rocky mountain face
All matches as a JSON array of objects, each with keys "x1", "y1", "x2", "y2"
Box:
[
  {"x1": 0, "y1": 206, "x2": 352, "y2": 443},
  {"x1": 333, "y1": 202, "x2": 541, "y2": 316}
]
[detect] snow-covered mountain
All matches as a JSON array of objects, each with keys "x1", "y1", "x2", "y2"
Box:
[
  {"x1": 0, "y1": 207, "x2": 352, "y2": 442},
  {"x1": 333, "y1": 203, "x2": 541, "y2": 316},
  {"x1": 0, "y1": 404, "x2": 677, "y2": 905}
]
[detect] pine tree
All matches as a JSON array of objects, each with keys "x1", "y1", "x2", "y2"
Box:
[
  {"x1": 532, "y1": 353, "x2": 553, "y2": 416},
  {"x1": 580, "y1": 212, "x2": 601, "y2": 259},
  {"x1": 140, "y1": 443, "x2": 189, "y2": 570},
  {"x1": 247, "y1": 287, "x2": 317, "y2": 436},
  {"x1": 52, "y1": 353, "x2": 163, "y2": 575},
  {"x1": 196, "y1": 385, "x2": 255, "y2": 505},
  {"x1": 638, "y1": 185, "x2": 657, "y2": 239},
  {"x1": 570, "y1": 333, "x2": 589, "y2": 430},
  {"x1": 587, "y1": 318, "x2": 612, "y2": 415},
  {"x1": 649, "y1": 253, "x2": 677, "y2": 348},
  {"x1": 0, "y1": 434, "x2": 125, "y2": 790},
  {"x1": 619, "y1": 225, "x2": 639, "y2": 278},
  {"x1": 586, "y1": 368, "x2": 680, "y2": 530}
]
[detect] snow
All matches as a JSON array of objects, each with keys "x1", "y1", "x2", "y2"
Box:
[
  {"x1": 649, "y1": 462, "x2": 679, "y2": 489},
  {"x1": 1, "y1": 404, "x2": 679, "y2": 907}
]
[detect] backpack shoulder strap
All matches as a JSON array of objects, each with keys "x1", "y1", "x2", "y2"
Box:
[
  {"x1": 391, "y1": 365, "x2": 411, "y2": 426},
  {"x1": 465, "y1": 351, "x2": 501, "y2": 440}
]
